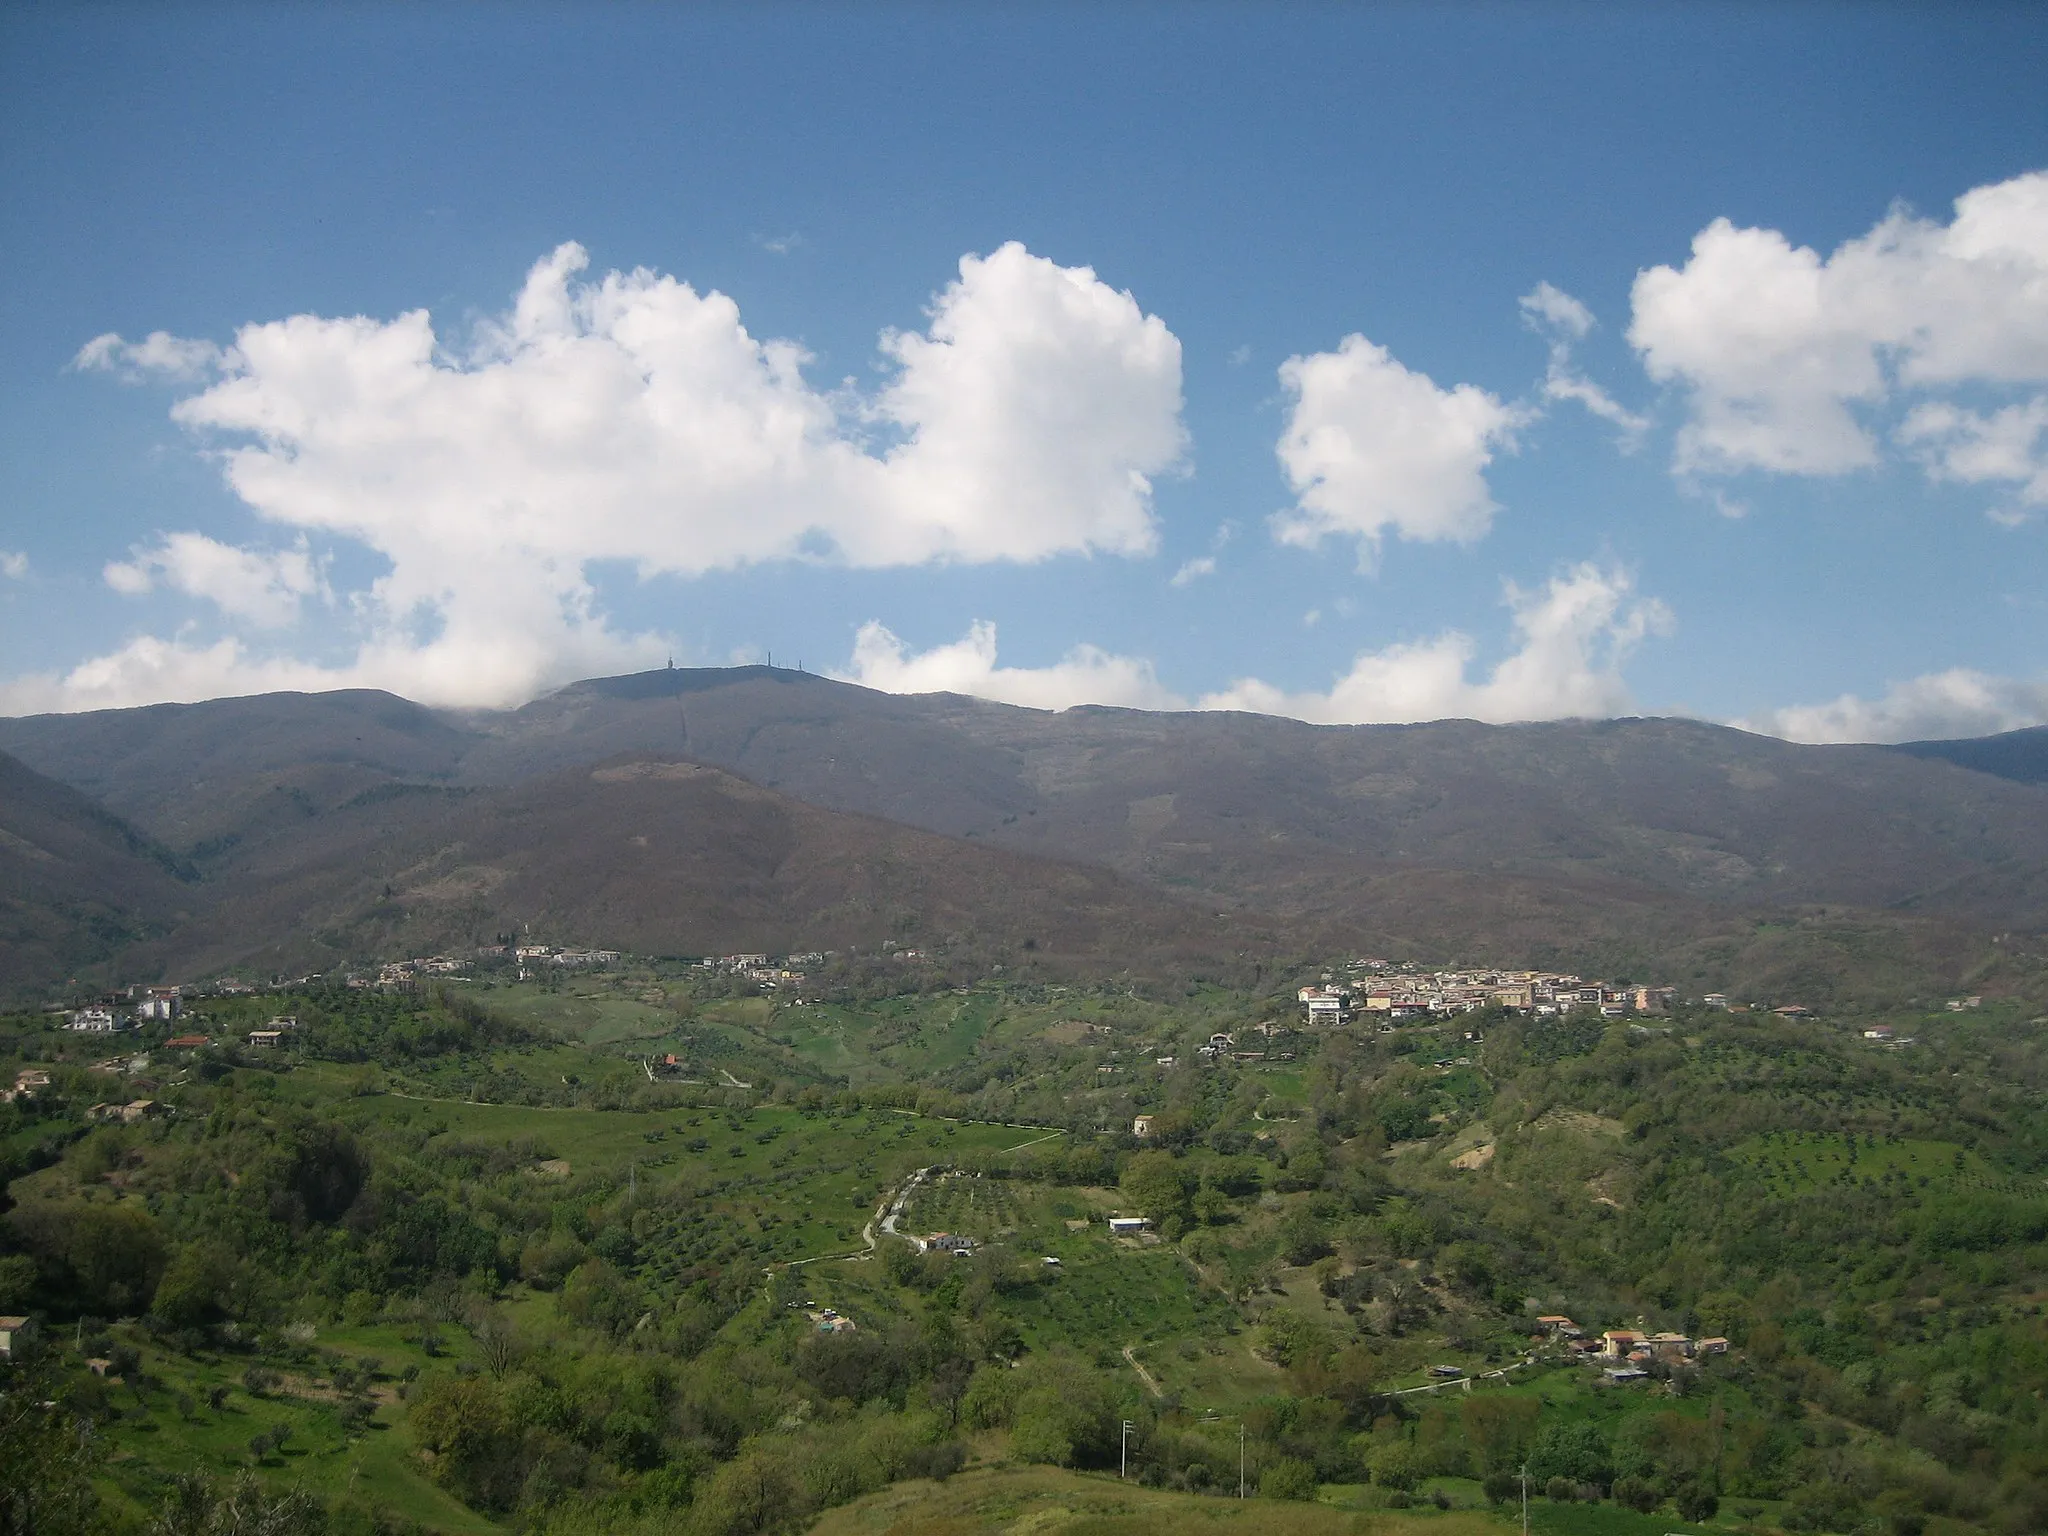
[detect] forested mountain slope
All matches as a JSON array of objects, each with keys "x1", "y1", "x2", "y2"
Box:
[
  {"x1": 0, "y1": 750, "x2": 197, "y2": 995},
  {"x1": 1892, "y1": 724, "x2": 2048, "y2": 786},
  {"x1": 51, "y1": 757, "x2": 1268, "y2": 991},
  {"x1": 4, "y1": 669, "x2": 2046, "y2": 1000}
]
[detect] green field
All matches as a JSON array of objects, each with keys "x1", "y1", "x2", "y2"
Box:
[
  {"x1": 11, "y1": 981, "x2": 2048, "y2": 1536},
  {"x1": 323, "y1": 1092, "x2": 1066, "y2": 1268},
  {"x1": 805, "y1": 1463, "x2": 1727, "y2": 1536},
  {"x1": 1002, "y1": 1247, "x2": 1240, "y2": 1361},
  {"x1": 1726, "y1": 1130, "x2": 2021, "y2": 1200},
  {"x1": 88, "y1": 1317, "x2": 501, "y2": 1533}
]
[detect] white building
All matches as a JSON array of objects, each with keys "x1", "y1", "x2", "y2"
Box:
[{"x1": 136, "y1": 990, "x2": 181, "y2": 1021}]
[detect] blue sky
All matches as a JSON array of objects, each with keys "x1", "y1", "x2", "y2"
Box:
[{"x1": 3, "y1": 3, "x2": 2045, "y2": 740}]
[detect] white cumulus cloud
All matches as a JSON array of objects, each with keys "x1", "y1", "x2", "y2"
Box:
[
  {"x1": 1521, "y1": 281, "x2": 1651, "y2": 441},
  {"x1": 0, "y1": 551, "x2": 26, "y2": 580},
  {"x1": 1197, "y1": 562, "x2": 1673, "y2": 725},
  {"x1": 1741, "y1": 668, "x2": 2048, "y2": 744},
  {"x1": 103, "y1": 532, "x2": 322, "y2": 629},
  {"x1": 1630, "y1": 169, "x2": 2048, "y2": 484},
  {"x1": 838, "y1": 563, "x2": 1672, "y2": 726},
  {"x1": 1896, "y1": 397, "x2": 2048, "y2": 516},
  {"x1": 73, "y1": 330, "x2": 225, "y2": 383},
  {"x1": 23, "y1": 241, "x2": 1186, "y2": 713},
  {"x1": 840, "y1": 619, "x2": 1185, "y2": 712},
  {"x1": 1271, "y1": 334, "x2": 1523, "y2": 562}
]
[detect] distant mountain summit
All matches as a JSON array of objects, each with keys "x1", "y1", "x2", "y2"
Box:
[{"x1": 2, "y1": 667, "x2": 2043, "y2": 1001}]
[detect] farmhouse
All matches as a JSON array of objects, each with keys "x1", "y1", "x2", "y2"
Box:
[
  {"x1": 0, "y1": 1315, "x2": 35, "y2": 1359},
  {"x1": 247, "y1": 1029, "x2": 285, "y2": 1048},
  {"x1": 88, "y1": 1099, "x2": 161, "y2": 1124},
  {"x1": 1131, "y1": 1115, "x2": 1155, "y2": 1138},
  {"x1": 918, "y1": 1233, "x2": 975, "y2": 1256},
  {"x1": 1107, "y1": 1216, "x2": 1150, "y2": 1235}
]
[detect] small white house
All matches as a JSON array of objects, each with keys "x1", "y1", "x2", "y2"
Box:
[
  {"x1": 1132, "y1": 1115, "x2": 1156, "y2": 1138},
  {"x1": 1107, "y1": 1216, "x2": 1150, "y2": 1235},
  {"x1": 68, "y1": 1008, "x2": 120, "y2": 1033}
]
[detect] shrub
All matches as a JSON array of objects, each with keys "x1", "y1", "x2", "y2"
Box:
[
  {"x1": 1546, "y1": 1476, "x2": 1574, "y2": 1501},
  {"x1": 1010, "y1": 1409, "x2": 1074, "y2": 1467},
  {"x1": 1259, "y1": 1457, "x2": 1319, "y2": 1501},
  {"x1": 1370, "y1": 1442, "x2": 1420, "y2": 1490},
  {"x1": 902, "y1": 1441, "x2": 967, "y2": 1482},
  {"x1": 1528, "y1": 1420, "x2": 1612, "y2": 1487},
  {"x1": 1676, "y1": 1486, "x2": 1720, "y2": 1523},
  {"x1": 1482, "y1": 1469, "x2": 1519, "y2": 1505},
  {"x1": 1614, "y1": 1475, "x2": 1661, "y2": 1513}
]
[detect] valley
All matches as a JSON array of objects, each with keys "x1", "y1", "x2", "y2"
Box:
[
  {"x1": 5, "y1": 944, "x2": 2048, "y2": 1536},
  {"x1": 5, "y1": 669, "x2": 2048, "y2": 1536}
]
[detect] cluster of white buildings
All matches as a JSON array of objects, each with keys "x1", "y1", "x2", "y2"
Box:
[
  {"x1": 1532, "y1": 1316, "x2": 1731, "y2": 1382},
  {"x1": 696, "y1": 952, "x2": 825, "y2": 990},
  {"x1": 63, "y1": 985, "x2": 184, "y2": 1033},
  {"x1": 356, "y1": 954, "x2": 473, "y2": 988},
  {"x1": 1298, "y1": 964, "x2": 1676, "y2": 1025},
  {"x1": 512, "y1": 945, "x2": 618, "y2": 970}
]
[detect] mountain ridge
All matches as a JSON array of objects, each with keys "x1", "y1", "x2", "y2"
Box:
[{"x1": 2, "y1": 668, "x2": 2043, "y2": 1002}]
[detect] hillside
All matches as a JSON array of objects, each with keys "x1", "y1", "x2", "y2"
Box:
[
  {"x1": 97, "y1": 756, "x2": 1272, "y2": 989},
  {"x1": 6, "y1": 974, "x2": 2046, "y2": 1536},
  {"x1": 0, "y1": 750, "x2": 197, "y2": 996},
  {"x1": 1892, "y1": 724, "x2": 2048, "y2": 785},
  {"x1": 485, "y1": 674, "x2": 2048, "y2": 927},
  {"x1": 805, "y1": 1465, "x2": 1512, "y2": 1536},
  {"x1": 4, "y1": 668, "x2": 2047, "y2": 999}
]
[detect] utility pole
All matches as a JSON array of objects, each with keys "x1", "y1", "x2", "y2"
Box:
[
  {"x1": 1121, "y1": 1420, "x2": 1133, "y2": 1479},
  {"x1": 1520, "y1": 1462, "x2": 1529, "y2": 1536},
  {"x1": 1239, "y1": 1423, "x2": 1246, "y2": 1499}
]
